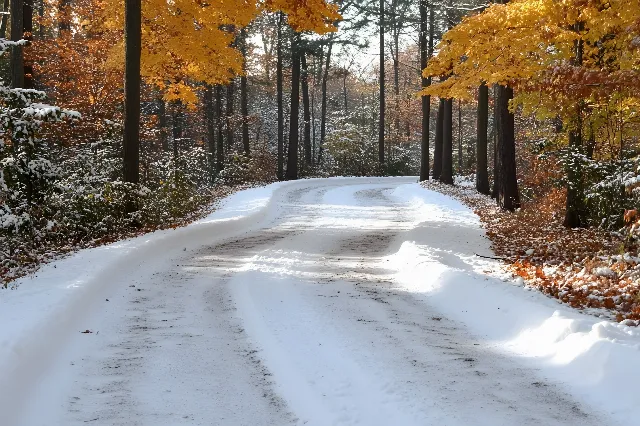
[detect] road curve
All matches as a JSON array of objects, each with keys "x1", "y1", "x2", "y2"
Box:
[{"x1": 11, "y1": 178, "x2": 612, "y2": 426}]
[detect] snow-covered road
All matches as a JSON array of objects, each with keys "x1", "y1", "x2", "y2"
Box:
[{"x1": 2, "y1": 177, "x2": 636, "y2": 426}]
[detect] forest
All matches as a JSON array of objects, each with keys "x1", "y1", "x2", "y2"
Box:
[{"x1": 0, "y1": 0, "x2": 639, "y2": 319}]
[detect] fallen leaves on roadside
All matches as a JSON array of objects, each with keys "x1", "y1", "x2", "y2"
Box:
[{"x1": 423, "y1": 180, "x2": 640, "y2": 324}]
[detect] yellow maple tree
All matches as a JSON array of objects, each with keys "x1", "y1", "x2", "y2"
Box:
[
  {"x1": 421, "y1": 0, "x2": 640, "y2": 156},
  {"x1": 102, "y1": 0, "x2": 340, "y2": 102}
]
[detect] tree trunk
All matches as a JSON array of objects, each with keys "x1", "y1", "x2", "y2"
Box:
[
  {"x1": 123, "y1": 0, "x2": 141, "y2": 186},
  {"x1": 204, "y1": 85, "x2": 216, "y2": 175},
  {"x1": 433, "y1": 98, "x2": 444, "y2": 180},
  {"x1": 301, "y1": 53, "x2": 312, "y2": 170},
  {"x1": 441, "y1": 98, "x2": 454, "y2": 185},
  {"x1": 491, "y1": 85, "x2": 499, "y2": 198},
  {"x1": 311, "y1": 55, "x2": 317, "y2": 165},
  {"x1": 215, "y1": 85, "x2": 224, "y2": 172},
  {"x1": 172, "y1": 101, "x2": 182, "y2": 160},
  {"x1": 495, "y1": 84, "x2": 519, "y2": 211},
  {"x1": 226, "y1": 80, "x2": 234, "y2": 151},
  {"x1": 476, "y1": 83, "x2": 490, "y2": 194},
  {"x1": 564, "y1": 22, "x2": 586, "y2": 228},
  {"x1": 285, "y1": 33, "x2": 301, "y2": 181},
  {"x1": 240, "y1": 27, "x2": 250, "y2": 156},
  {"x1": 10, "y1": 0, "x2": 24, "y2": 89},
  {"x1": 158, "y1": 96, "x2": 168, "y2": 151},
  {"x1": 276, "y1": 12, "x2": 284, "y2": 179},
  {"x1": 378, "y1": 0, "x2": 385, "y2": 167},
  {"x1": 23, "y1": 0, "x2": 32, "y2": 88},
  {"x1": 37, "y1": 0, "x2": 43, "y2": 37},
  {"x1": 318, "y1": 38, "x2": 333, "y2": 165},
  {"x1": 457, "y1": 100, "x2": 462, "y2": 171},
  {"x1": 1, "y1": 0, "x2": 9, "y2": 38},
  {"x1": 393, "y1": 34, "x2": 400, "y2": 138},
  {"x1": 419, "y1": 0, "x2": 432, "y2": 182}
]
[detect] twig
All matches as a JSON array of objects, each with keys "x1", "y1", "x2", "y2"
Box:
[{"x1": 475, "y1": 253, "x2": 507, "y2": 261}]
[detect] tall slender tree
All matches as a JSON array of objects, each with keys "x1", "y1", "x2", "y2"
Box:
[
  {"x1": 318, "y1": 36, "x2": 333, "y2": 165},
  {"x1": 419, "y1": 0, "x2": 432, "y2": 182},
  {"x1": 10, "y1": 0, "x2": 24, "y2": 88},
  {"x1": 564, "y1": 22, "x2": 586, "y2": 228},
  {"x1": 285, "y1": 33, "x2": 301, "y2": 180},
  {"x1": 226, "y1": 79, "x2": 235, "y2": 151},
  {"x1": 123, "y1": 0, "x2": 141, "y2": 186},
  {"x1": 215, "y1": 84, "x2": 224, "y2": 172},
  {"x1": 23, "y1": 0, "x2": 33, "y2": 88},
  {"x1": 1, "y1": 0, "x2": 9, "y2": 38},
  {"x1": 491, "y1": 0, "x2": 519, "y2": 210},
  {"x1": 433, "y1": 98, "x2": 444, "y2": 180},
  {"x1": 476, "y1": 82, "x2": 490, "y2": 194},
  {"x1": 301, "y1": 52, "x2": 312, "y2": 170},
  {"x1": 204, "y1": 85, "x2": 216, "y2": 175},
  {"x1": 240, "y1": 27, "x2": 250, "y2": 156},
  {"x1": 276, "y1": 12, "x2": 285, "y2": 179},
  {"x1": 441, "y1": 98, "x2": 454, "y2": 184},
  {"x1": 494, "y1": 84, "x2": 519, "y2": 210},
  {"x1": 378, "y1": 0, "x2": 385, "y2": 166}
]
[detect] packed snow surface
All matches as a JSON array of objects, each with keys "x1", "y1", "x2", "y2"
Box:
[{"x1": 1, "y1": 177, "x2": 637, "y2": 426}]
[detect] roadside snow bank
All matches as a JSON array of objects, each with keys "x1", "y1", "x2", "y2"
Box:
[
  {"x1": 387, "y1": 183, "x2": 640, "y2": 425},
  {"x1": 0, "y1": 181, "x2": 284, "y2": 404}
]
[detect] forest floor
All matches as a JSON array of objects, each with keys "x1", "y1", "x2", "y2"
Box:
[
  {"x1": 1, "y1": 177, "x2": 637, "y2": 426},
  {"x1": 423, "y1": 177, "x2": 640, "y2": 324},
  {"x1": 0, "y1": 184, "x2": 255, "y2": 289}
]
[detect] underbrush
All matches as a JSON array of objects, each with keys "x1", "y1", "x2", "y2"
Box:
[{"x1": 1, "y1": 133, "x2": 276, "y2": 288}]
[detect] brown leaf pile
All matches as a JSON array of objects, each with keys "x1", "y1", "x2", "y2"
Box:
[{"x1": 423, "y1": 180, "x2": 640, "y2": 325}]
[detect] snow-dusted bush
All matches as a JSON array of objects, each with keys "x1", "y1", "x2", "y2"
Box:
[
  {"x1": 324, "y1": 119, "x2": 379, "y2": 176},
  {"x1": 559, "y1": 147, "x2": 640, "y2": 229},
  {"x1": 217, "y1": 151, "x2": 277, "y2": 186}
]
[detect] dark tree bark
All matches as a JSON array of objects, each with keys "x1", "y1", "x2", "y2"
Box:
[
  {"x1": 311, "y1": 55, "x2": 317, "y2": 165},
  {"x1": 457, "y1": 100, "x2": 462, "y2": 170},
  {"x1": 123, "y1": 0, "x2": 141, "y2": 186},
  {"x1": 23, "y1": 0, "x2": 32, "y2": 88},
  {"x1": 495, "y1": 84, "x2": 520, "y2": 211},
  {"x1": 564, "y1": 22, "x2": 586, "y2": 228},
  {"x1": 419, "y1": 0, "x2": 432, "y2": 182},
  {"x1": 240, "y1": 27, "x2": 250, "y2": 156},
  {"x1": 158, "y1": 97, "x2": 168, "y2": 151},
  {"x1": 441, "y1": 98, "x2": 454, "y2": 185},
  {"x1": 37, "y1": 0, "x2": 43, "y2": 37},
  {"x1": 433, "y1": 98, "x2": 444, "y2": 180},
  {"x1": 215, "y1": 84, "x2": 224, "y2": 172},
  {"x1": 285, "y1": 33, "x2": 301, "y2": 181},
  {"x1": 318, "y1": 37, "x2": 333, "y2": 165},
  {"x1": 1, "y1": 0, "x2": 9, "y2": 38},
  {"x1": 378, "y1": 0, "x2": 385, "y2": 166},
  {"x1": 301, "y1": 53, "x2": 312, "y2": 170},
  {"x1": 392, "y1": 0, "x2": 400, "y2": 137},
  {"x1": 225, "y1": 79, "x2": 235, "y2": 151},
  {"x1": 172, "y1": 101, "x2": 182, "y2": 159},
  {"x1": 10, "y1": 0, "x2": 24, "y2": 89},
  {"x1": 491, "y1": 84, "x2": 499, "y2": 198},
  {"x1": 204, "y1": 85, "x2": 215, "y2": 174},
  {"x1": 476, "y1": 83, "x2": 490, "y2": 194},
  {"x1": 276, "y1": 12, "x2": 284, "y2": 179}
]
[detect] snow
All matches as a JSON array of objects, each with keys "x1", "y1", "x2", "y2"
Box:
[
  {"x1": 384, "y1": 182, "x2": 640, "y2": 425},
  {"x1": 0, "y1": 177, "x2": 637, "y2": 426}
]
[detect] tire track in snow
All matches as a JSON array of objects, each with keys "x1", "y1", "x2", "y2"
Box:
[{"x1": 228, "y1": 184, "x2": 610, "y2": 426}]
